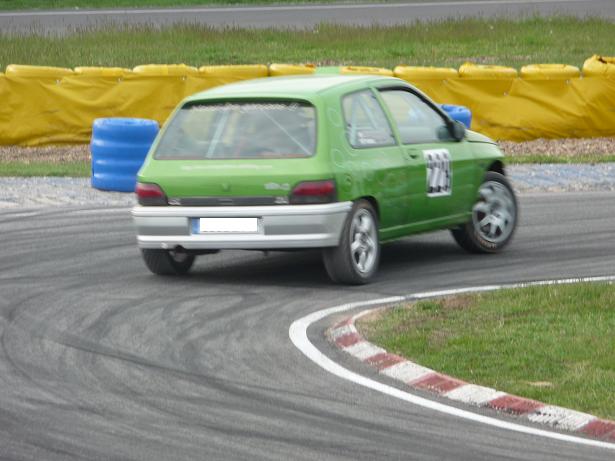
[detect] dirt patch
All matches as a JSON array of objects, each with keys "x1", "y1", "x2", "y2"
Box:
[
  {"x1": 437, "y1": 294, "x2": 476, "y2": 311},
  {"x1": 526, "y1": 381, "x2": 554, "y2": 388},
  {"x1": 0, "y1": 145, "x2": 90, "y2": 163},
  {"x1": 499, "y1": 137, "x2": 615, "y2": 160}
]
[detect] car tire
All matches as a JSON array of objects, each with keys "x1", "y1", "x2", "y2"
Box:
[
  {"x1": 141, "y1": 249, "x2": 195, "y2": 275},
  {"x1": 323, "y1": 200, "x2": 380, "y2": 285},
  {"x1": 451, "y1": 171, "x2": 518, "y2": 253}
]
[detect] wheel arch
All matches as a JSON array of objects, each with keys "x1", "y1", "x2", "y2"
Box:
[
  {"x1": 487, "y1": 160, "x2": 505, "y2": 176},
  {"x1": 356, "y1": 195, "x2": 380, "y2": 220}
]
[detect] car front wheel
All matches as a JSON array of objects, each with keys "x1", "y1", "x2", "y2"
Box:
[
  {"x1": 452, "y1": 171, "x2": 518, "y2": 253},
  {"x1": 141, "y1": 248, "x2": 195, "y2": 275},
  {"x1": 323, "y1": 200, "x2": 380, "y2": 285}
]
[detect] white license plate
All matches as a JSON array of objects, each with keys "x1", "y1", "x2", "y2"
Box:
[{"x1": 198, "y1": 217, "x2": 258, "y2": 233}]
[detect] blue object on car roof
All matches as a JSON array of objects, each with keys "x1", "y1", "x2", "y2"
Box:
[{"x1": 440, "y1": 104, "x2": 472, "y2": 129}]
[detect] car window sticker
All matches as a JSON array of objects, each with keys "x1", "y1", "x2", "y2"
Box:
[
  {"x1": 260, "y1": 108, "x2": 312, "y2": 156},
  {"x1": 206, "y1": 108, "x2": 231, "y2": 158},
  {"x1": 348, "y1": 96, "x2": 359, "y2": 145}
]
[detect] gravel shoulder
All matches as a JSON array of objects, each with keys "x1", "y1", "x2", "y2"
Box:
[
  {"x1": 0, "y1": 177, "x2": 135, "y2": 208},
  {"x1": 509, "y1": 163, "x2": 615, "y2": 193}
]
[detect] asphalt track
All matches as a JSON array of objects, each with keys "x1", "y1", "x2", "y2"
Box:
[
  {"x1": 1, "y1": 191, "x2": 614, "y2": 460},
  {"x1": 1, "y1": 0, "x2": 614, "y2": 33}
]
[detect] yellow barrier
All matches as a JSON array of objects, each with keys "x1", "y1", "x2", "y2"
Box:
[
  {"x1": 0, "y1": 65, "x2": 273, "y2": 145},
  {"x1": 1, "y1": 61, "x2": 615, "y2": 145},
  {"x1": 341, "y1": 66, "x2": 394, "y2": 76},
  {"x1": 199, "y1": 64, "x2": 268, "y2": 78},
  {"x1": 410, "y1": 77, "x2": 615, "y2": 140},
  {"x1": 75, "y1": 67, "x2": 131, "y2": 77},
  {"x1": 459, "y1": 62, "x2": 518, "y2": 79},
  {"x1": 520, "y1": 64, "x2": 580, "y2": 80},
  {"x1": 394, "y1": 66, "x2": 458, "y2": 80},
  {"x1": 269, "y1": 63, "x2": 316, "y2": 76},
  {"x1": 197, "y1": 64, "x2": 269, "y2": 89},
  {"x1": 133, "y1": 64, "x2": 199, "y2": 76},
  {"x1": 6, "y1": 64, "x2": 74, "y2": 78},
  {"x1": 583, "y1": 55, "x2": 615, "y2": 77}
]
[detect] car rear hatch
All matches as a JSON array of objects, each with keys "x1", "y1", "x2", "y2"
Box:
[{"x1": 138, "y1": 99, "x2": 333, "y2": 205}]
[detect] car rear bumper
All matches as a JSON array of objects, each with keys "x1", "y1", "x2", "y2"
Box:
[{"x1": 131, "y1": 202, "x2": 352, "y2": 250}]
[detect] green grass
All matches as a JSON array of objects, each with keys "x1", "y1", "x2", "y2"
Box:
[
  {"x1": 357, "y1": 283, "x2": 615, "y2": 419},
  {"x1": 0, "y1": 161, "x2": 89, "y2": 176},
  {"x1": 0, "y1": 17, "x2": 613, "y2": 69}
]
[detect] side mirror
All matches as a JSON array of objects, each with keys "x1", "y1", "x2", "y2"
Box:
[{"x1": 450, "y1": 121, "x2": 466, "y2": 142}]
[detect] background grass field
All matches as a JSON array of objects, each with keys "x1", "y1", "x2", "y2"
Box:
[{"x1": 0, "y1": 17, "x2": 612, "y2": 69}]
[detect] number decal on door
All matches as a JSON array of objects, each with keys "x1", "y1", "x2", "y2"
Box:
[{"x1": 424, "y1": 149, "x2": 452, "y2": 197}]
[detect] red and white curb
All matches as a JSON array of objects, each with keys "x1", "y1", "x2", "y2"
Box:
[
  {"x1": 329, "y1": 310, "x2": 615, "y2": 440},
  {"x1": 289, "y1": 276, "x2": 615, "y2": 451}
]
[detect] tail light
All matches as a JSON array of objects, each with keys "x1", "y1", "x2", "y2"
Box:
[
  {"x1": 289, "y1": 180, "x2": 337, "y2": 205},
  {"x1": 136, "y1": 182, "x2": 167, "y2": 206}
]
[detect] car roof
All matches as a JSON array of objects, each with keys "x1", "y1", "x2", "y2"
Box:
[{"x1": 185, "y1": 74, "x2": 408, "y2": 102}]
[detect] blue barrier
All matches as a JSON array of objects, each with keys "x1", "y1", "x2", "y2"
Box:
[
  {"x1": 440, "y1": 104, "x2": 472, "y2": 129},
  {"x1": 91, "y1": 118, "x2": 159, "y2": 192}
]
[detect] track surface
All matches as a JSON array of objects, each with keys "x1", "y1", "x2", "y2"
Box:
[
  {"x1": 1, "y1": 0, "x2": 614, "y2": 33},
  {"x1": 1, "y1": 191, "x2": 614, "y2": 460}
]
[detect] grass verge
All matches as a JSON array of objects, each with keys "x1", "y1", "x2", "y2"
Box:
[
  {"x1": 0, "y1": 161, "x2": 89, "y2": 177},
  {"x1": 0, "y1": 145, "x2": 90, "y2": 177},
  {"x1": 1, "y1": 17, "x2": 613, "y2": 69},
  {"x1": 357, "y1": 283, "x2": 615, "y2": 420}
]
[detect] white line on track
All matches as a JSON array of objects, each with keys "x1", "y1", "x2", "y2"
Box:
[
  {"x1": 289, "y1": 275, "x2": 615, "y2": 451},
  {"x1": 0, "y1": 0, "x2": 602, "y2": 17}
]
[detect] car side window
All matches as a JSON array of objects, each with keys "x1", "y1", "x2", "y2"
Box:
[
  {"x1": 342, "y1": 90, "x2": 395, "y2": 148},
  {"x1": 379, "y1": 89, "x2": 449, "y2": 145}
]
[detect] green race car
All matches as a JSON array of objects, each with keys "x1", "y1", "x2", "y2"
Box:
[{"x1": 132, "y1": 75, "x2": 517, "y2": 284}]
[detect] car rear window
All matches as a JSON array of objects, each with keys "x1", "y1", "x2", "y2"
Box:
[{"x1": 154, "y1": 101, "x2": 317, "y2": 160}]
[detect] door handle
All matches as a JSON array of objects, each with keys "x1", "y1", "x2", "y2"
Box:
[{"x1": 405, "y1": 149, "x2": 420, "y2": 159}]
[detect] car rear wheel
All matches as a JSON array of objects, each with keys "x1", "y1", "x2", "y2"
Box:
[
  {"x1": 323, "y1": 200, "x2": 380, "y2": 285},
  {"x1": 451, "y1": 171, "x2": 518, "y2": 253},
  {"x1": 141, "y1": 248, "x2": 195, "y2": 275}
]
